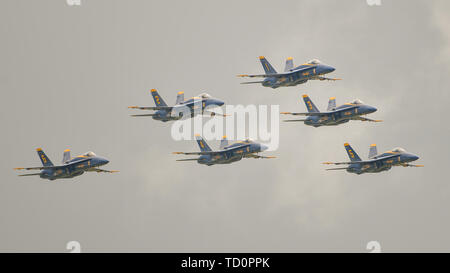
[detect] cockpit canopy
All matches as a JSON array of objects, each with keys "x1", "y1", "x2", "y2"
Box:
[
  {"x1": 243, "y1": 138, "x2": 254, "y2": 143},
  {"x1": 392, "y1": 147, "x2": 406, "y2": 153},
  {"x1": 307, "y1": 59, "x2": 321, "y2": 64},
  {"x1": 350, "y1": 99, "x2": 364, "y2": 105},
  {"x1": 199, "y1": 93, "x2": 211, "y2": 99},
  {"x1": 83, "y1": 151, "x2": 97, "y2": 157}
]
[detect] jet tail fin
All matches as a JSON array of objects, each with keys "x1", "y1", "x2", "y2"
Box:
[
  {"x1": 150, "y1": 89, "x2": 167, "y2": 107},
  {"x1": 259, "y1": 56, "x2": 277, "y2": 74},
  {"x1": 344, "y1": 143, "x2": 362, "y2": 162},
  {"x1": 284, "y1": 57, "x2": 293, "y2": 72},
  {"x1": 62, "y1": 149, "x2": 71, "y2": 163},
  {"x1": 175, "y1": 91, "x2": 184, "y2": 104},
  {"x1": 327, "y1": 97, "x2": 336, "y2": 111},
  {"x1": 368, "y1": 144, "x2": 377, "y2": 158},
  {"x1": 220, "y1": 136, "x2": 229, "y2": 149},
  {"x1": 195, "y1": 135, "x2": 212, "y2": 152},
  {"x1": 302, "y1": 95, "x2": 320, "y2": 113},
  {"x1": 36, "y1": 148, "x2": 53, "y2": 167}
]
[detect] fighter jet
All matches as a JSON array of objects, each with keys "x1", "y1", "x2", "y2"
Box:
[
  {"x1": 173, "y1": 135, "x2": 275, "y2": 166},
  {"x1": 281, "y1": 95, "x2": 381, "y2": 127},
  {"x1": 237, "y1": 57, "x2": 340, "y2": 88},
  {"x1": 128, "y1": 89, "x2": 226, "y2": 122},
  {"x1": 14, "y1": 148, "x2": 118, "y2": 180},
  {"x1": 323, "y1": 143, "x2": 423, "y2": 174}
]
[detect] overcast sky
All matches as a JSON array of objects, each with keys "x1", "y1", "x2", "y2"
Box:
[{"x1": 1, "y1": 0, "x2": 450, "y2": 252}]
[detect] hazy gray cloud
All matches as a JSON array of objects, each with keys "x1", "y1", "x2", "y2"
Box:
[{"x1": 1, "y1": 0, "x2": 450, "y2": 252}]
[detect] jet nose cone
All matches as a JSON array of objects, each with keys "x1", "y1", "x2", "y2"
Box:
[
  {"x1": 368, "y1": 106, "x2": 377, "y2": 113},
  {"x1": 217, "y1": 100, "x2": 225, "y2": 106},
  {"x1": 100, "y1": 158, "x2": 109, "y2": 165},
  {"x1": 260, "y1": 144, "x2": 269, "y2": 151},
  {"x1": 410, "y1": 155, "x2": 419, "y2": 162},
  {"x1": 328, "y1": 66, "x2": 336, "y2": 73}
]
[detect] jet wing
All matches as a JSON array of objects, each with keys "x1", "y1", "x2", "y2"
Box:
[
  {"x1": 322, "y1": 154, "x2": 398, "y2": 165},
  {"x1": 237, "y1": 73, "x2": 287, "y2": 78},
  {"x1": 130, "y1": 114, "x2": 158, "y2": 117},
  {"x1": 18, "y1": 173, "x2": 42, "y2": 176},
  {"x1": 281, "y1": 111, "x2": 328, "y2": 117},
  {"x1": 88, "y1": 168, "x2": 119, "y2": 173},
  {"x1": 173, "y1": 144, "x2": 251, "y2": 156},
  {"x1": 240, "y1": 81, "x2": 265, "y2": 84},
  {"x1": 400, "y1": 163, "x2": 424, "y2": 167},
  {"x1": 203, "y1": 111, "x2": 230, "y2": 117},
  {"x1": 281, "y1": 106, "x2": 358, "y2": 116},
  {"x1": 14, "y1": 166, "x2": 61, "y2": 170},
  {"x1": 325, "y1": 167, "x2": 348, "y2": 171},
  {"x1": 128, "y1": 106, "x2": 172, "y2": 111},
  {"x1": 244, "y1": 154, "x2": 276, "y2": 159},
  {"x1": 311, "y1": 76, "x2": 342, "y2": 81},
  {"x1": 323, "y1": 161, "x2": 367, "y2": 166},
  {"x1": 283, "y1": 119, "x2": 307, "y2": 122},
  {"x1": 354, "y1": 116, "x2": 383, "y2": 122}
]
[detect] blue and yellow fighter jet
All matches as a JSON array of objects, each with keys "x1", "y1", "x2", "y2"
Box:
[
  {"x1": 323, "y1": 143, "x2": 423, "y2": 174},
  {"x1": 14, "y1": 148, "x2": 118, "y2": 180},
  {"x1": 173, "y1": 135, "x2": 275, "y2": 166},
  {"x1": 281, "y1": 95, "x2": 381, "y2": 127},
  {"x1": 237, "y1": 57, "x2": 340, "y2": 88},
  {"x1": 128, "y1": 89, "x2": 226, "y2": 122}
]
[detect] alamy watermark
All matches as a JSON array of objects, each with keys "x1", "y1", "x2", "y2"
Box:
[
  {"x1": 366, "y1": 241, "x2": 382, "y2": 253},
  {"x1": 170, "y1": 101, "x2": 280, "y2": 151},
  {"x1": 66, "y1": 241, "x2": 81, "y2": 253},
  {"x1": 66, "y1": 0, "x2": 81, "y2": 6},
  {"x1": 366, "y1": 0, "x2": 381, "y2": 6}
]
